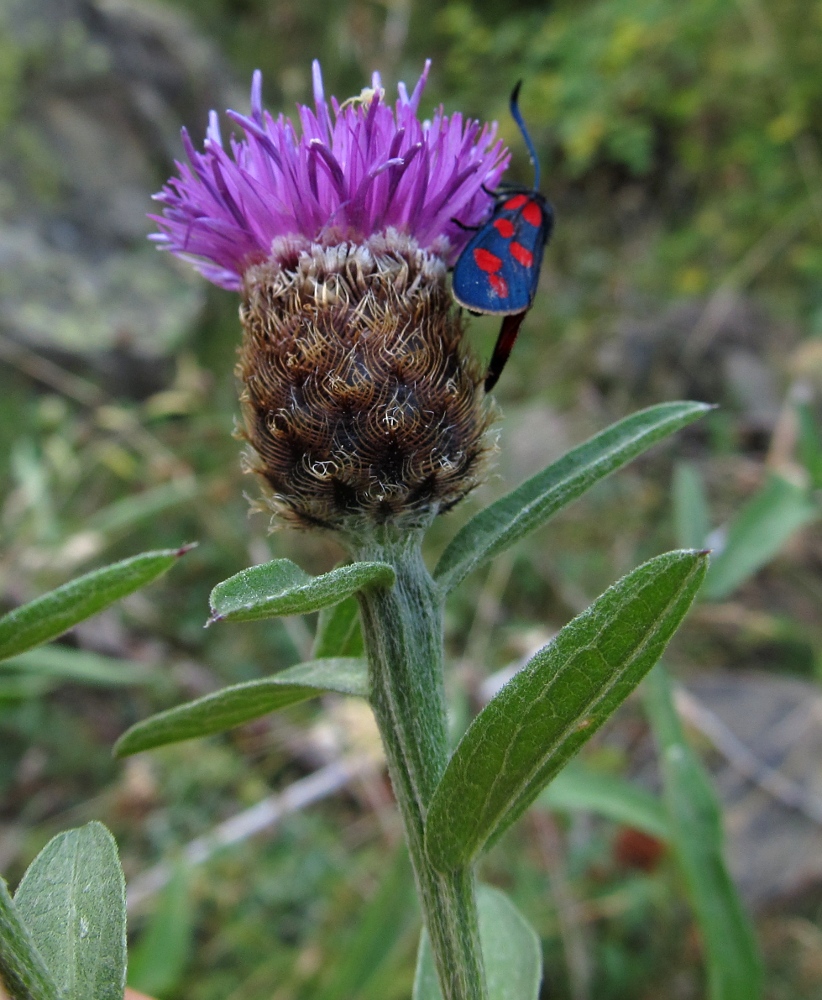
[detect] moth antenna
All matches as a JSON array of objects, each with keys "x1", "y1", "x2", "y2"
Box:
[{"x1": 509, "y1": 81, "x2": 540, "y2": 191}]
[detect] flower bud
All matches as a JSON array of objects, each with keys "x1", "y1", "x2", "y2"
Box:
[
  {"x1": 237, "y1": 232, "x2": 491, "y2": 529},
  {"x1": 151, "y1": 62, "x2": 509, "y2": 532}
]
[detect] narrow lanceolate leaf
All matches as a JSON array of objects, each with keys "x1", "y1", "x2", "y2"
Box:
[
  {"x1": 0, "y1": 878, "x2": 59, "y2": 1000},
  {"x1": 644, "y1": 668, "x2": 763, "y2": 1000},
  {"x1": 87, "y1": 478, "x2": 198, "y2": 535},
  {"x1": 0, "y1": 675, "x2": 56, "y2": 702},
  {"x1": 434, "y1": 401, "x2": 711, "y2": 594},
  {"x1": 413, "y1": 885, "x2": 541, "y2": 1000},
  {"x1": 425, "y1": 550, "x2": 708, "y2": 872},
  {"x1": 14, "y1": 822, "x2": 127, "y2": 1000},
  {"x1": 538, "y1": 766, "x2": 670, "y2": 841},
  {"x1": 0, "y1": 547, "x2": 191, "y2": 662},
  {"x1": 127, "y1": 866, "x2": 192, "y2": 999},
  {"x1": 673, "y1": 461, "x2": 711, "y2": 551},
  {"x1": 703, "y1": 474, "x2": 817, "y2": 601},
  {"x1": 1, "y1": 646, "x2": 151, "y2": 687},
  {"x1": 114, "y1": 657, "x2": 368, "y2": 756},
  {"x1": 315, "y1": 849, "x2": 416, "y2": 1000},
  {"x1": 311, "y1": 595, "x2": 364, "y2": 659},
  {"x1": 208, "y1": 559, "x2": 395, "y2": 624}
]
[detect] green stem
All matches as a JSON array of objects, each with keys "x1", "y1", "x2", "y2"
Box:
[{"x1": 349, "y1": 525, "x2": 487, "y2": 1000}]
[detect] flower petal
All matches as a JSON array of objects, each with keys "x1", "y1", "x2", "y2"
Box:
[{"x1": 150, "y1": 61, "x2": 509, "y2": 286}]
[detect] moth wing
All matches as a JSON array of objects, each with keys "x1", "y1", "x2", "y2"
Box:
[
  {"x1": 452, "y1": 207, "x2": 528, "y2": 315},
  {"x1": 501, "y1": 197, "x2": 553, "y2": 307},
  {"x1": 453, "y1": 196, "x2": 552, "y2": 315}
]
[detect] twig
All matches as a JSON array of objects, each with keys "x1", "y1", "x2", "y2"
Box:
[
  {"x1": 674, "y1": 686, "x2": 822, "y2": 825},
  {"x1": 0, "y1": 333, "x2": 104, "y2": 407},
  {"x1": 531, "y1": 812, "x2": 592, "y2": 1000},
  {"x1": 482, "y1": 657, "x2": 822, "y2": 829},
  {"x1": 126, "y1": 753, "x2": 382, "y2": 912}
]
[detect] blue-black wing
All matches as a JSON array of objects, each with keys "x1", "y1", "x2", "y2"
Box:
[{"x1": 452, "y1": 191, "x2": 553, "y2": 315}]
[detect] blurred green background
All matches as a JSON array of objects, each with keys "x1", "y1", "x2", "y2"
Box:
[{"x1": 1, "y1": 0, "x2": 822, "y2": 997}]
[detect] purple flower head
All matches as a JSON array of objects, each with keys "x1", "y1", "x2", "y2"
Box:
[{"x1": 150, "y1": 61, "x2": 510, "y2": 290}]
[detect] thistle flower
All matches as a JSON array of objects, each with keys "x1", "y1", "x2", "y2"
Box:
[{"x1": 152, "y1": 61, "x2": 509, "y2": 532}]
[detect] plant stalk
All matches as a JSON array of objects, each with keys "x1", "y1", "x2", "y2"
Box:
[{"x1": 350, "y1": 525, "x2": 488, "y2": 1000}]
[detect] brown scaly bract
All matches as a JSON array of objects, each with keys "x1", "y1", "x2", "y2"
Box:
[{"x1": 237, "y1": 232, "x2": 493, "y2": 531}]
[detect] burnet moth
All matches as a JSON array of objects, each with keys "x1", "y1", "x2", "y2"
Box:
[{"x1": 452, "y1": 81, "x2": 554, "y2": 391}]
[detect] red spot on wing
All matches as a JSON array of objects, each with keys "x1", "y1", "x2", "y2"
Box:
[
  {"x1": 503, "y1": 194, "x2": 528, "y2": 210},
  {"x1": 493, "y1": 217, "x2": 515, "y2": 238},
  {"x1": 474, "y1": 247, "x2": 502, "y2": 273},
  {"x1": 522, "y1": 201, "x2": 542, "y2": 227},
  {"x1": 509, "y1": 242, "x2": 534, "y2": 267},
  {"x1": 488, "y1": 273, "x2": 509, "y2": 298}
]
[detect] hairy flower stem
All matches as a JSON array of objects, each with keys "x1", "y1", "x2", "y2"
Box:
[{"x1": 351, "y1": 525, "x2": 488, "y2": 1000}]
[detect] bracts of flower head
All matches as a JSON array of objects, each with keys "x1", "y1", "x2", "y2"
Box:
[
  {"x1": 151, "y1": 61, "x2": 509, "y2": 534},
  {"x1": 237, "y1": 232, "x2": 492, "y2": 530}
]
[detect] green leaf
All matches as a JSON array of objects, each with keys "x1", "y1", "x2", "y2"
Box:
[
  {"x1": 0, "y1": 675, "x2": 56, "y2": 702},
  {"x1": 413, "y1": 885, "x2": 541, "y2": 1000},
  {"x1": 14, "y1": 821, "x2": 127, "y2": 1000},
  {"x1": 208, "y1": 559, "x2": 395, "y2": 623},
  {"x1": 538, "y1": 765, "x2": 670, "y2": 841},
  {"x1": 1, "y1": 646, "x2": 152, "y2": 687},
  {"x1": 434, "y1": 402, "x2": 711, "y2": 594},
  {"x1": 114, "y1": 657, "x2": 368, "y2": 756},
  {"x1": 644, "y1": 667, "x2": 763, "y2": 1000},
  {"x1": 88, "y1": 478, "x2": 198, "y2": 535},
  {"x1": 703, "y1": 474, "x2": 817, "y2": 601},
  {"x1": 0, "y1": 878, "x2": 60, "y2": 1000},
  {"x1": 425, "y1": 550, "x2": 708, "y2": 872},
  {"x1": 128, "y1": 866, "x2": 192, "y2": 999},
  {"x1": 315, "y1": 849, "x2": 416, "y2": 1000},
  {"x1": 312, "y1": 595, "x2": 364, "y2": 658},
  {"x1": 0, "y1": 547, "x2": 191, "y2": 662},
  {"x1": 673, "y1": 461, "x2": 711, "y2": 550},
  {"x1": 796, "y1": 400, "x2": 822, "y2": 489}
]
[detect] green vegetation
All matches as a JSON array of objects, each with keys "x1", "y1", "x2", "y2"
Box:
[{"x1": 1, "y1": 0, "x2": 821, "y2": 997}]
